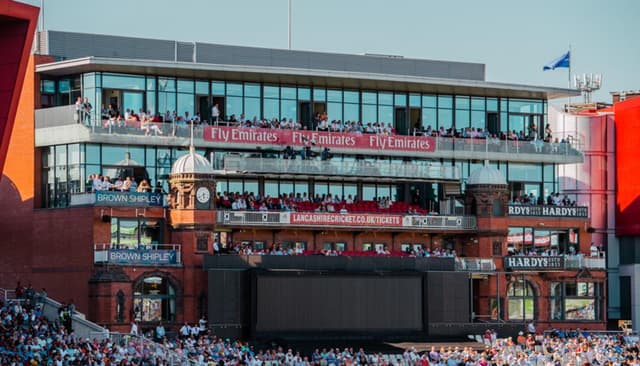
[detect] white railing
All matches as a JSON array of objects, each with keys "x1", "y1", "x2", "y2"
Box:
[
  {"x1": 564, "y1": 254, "x2": 607, "y2": 270},
  {"x1": 223, "y1": 155, "x2": 460, "y2": 180},
  {"x1": 455, "y1": 257, "x2": 497, "y2": 271}
]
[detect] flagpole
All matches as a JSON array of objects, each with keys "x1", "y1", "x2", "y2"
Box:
[{"x1": 568, "y1": 44, "x2": 572, "y2": 109}]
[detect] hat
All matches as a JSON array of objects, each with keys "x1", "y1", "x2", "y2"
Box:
[{"x1": 518, "y1": 331, "x2": 524, "y2": 335}]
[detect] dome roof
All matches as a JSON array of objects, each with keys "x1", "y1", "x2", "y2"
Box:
[
  {"x1": 171, "y1": 147, "x2": 214, "y2": 175},
  {"x1": 468, "y1": 164, "x2": 507, "y2": 186}
]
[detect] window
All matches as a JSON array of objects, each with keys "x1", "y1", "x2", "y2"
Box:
[
  {"x1": 507, "y1": 279, "x2": 535, "y2": 320},
  {"x1": 110, "y1": 218, "x2": 163, "y2": 248},
  {"x1": 551, "y1": 282, "x2": 602, "y2": 321},
  {"x1": 133, "y1": 275, "x2": 176, "y2": 322}
]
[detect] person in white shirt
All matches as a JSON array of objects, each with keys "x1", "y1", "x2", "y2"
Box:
[
  {"x1": 211, "y1": 104, "x2": 220, "y2": 124},
  {"x1": 130, "y1": 321, "x2": 139, "y2": 336},
  {"x1": 179, "y1": 322, "x2": 190, "y2": 339}
]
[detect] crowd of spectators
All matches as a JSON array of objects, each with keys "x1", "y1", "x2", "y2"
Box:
[
  {"x1": 3, "y1": 293, "x2": 640, "y2": 366},
  {"x1": 215, "y1": 191, "x2": 430, "y2": 215},
  {"x1": 512, "y1": 192, "x2": 578, "y2": 207},
  {"x1": 87, "y1": 174, "x2": 162, "y2": 194}
]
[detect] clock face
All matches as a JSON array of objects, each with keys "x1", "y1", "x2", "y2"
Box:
[{"x1": 196, "y1": 186, "x2": 211, "y2": 204}]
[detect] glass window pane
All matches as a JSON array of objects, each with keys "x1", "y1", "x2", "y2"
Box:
[
  {"x1": 344, "y1": 184, "x2": 357, "y2": 200},
  {"x1": 455, "y1": 109, "x2": 470, "y2": 128},
  {"x1": 146, "y1": 93, "x2": 156, "y2": 115},
  {"x1": 344, "y1": 104, "x2": 359, "y2": 122},
  {"x1": 508, "y1": 163, "x2": 542, "y2": 181},
  {"x1": 487, "y1": 98, "x2": 498, "y2": 111},
  {"x1": 438, "y1": 109, "x2": 453, "y2": 130},
  {"x1": 145, "y1": 77, "x2": 155, "y2": 91},
  {"x1": 226, "y1": 96, "x2": 242, "y2": 118},
  {"x1": 156, "y1": 77, "x2": 175, "y2": 92},
  {"x1": 83, "y1": 73, "x2": 95, "y2": 89},
  {"x1": 409, "y1": 94, "x2": 421, "y2": 107},
  {"x1": 471, "y1": 97, "x2": 485, "y2": 111},
  {"x1": 344, "y1": 91, "x2": 358, "y2": 104},
  {"x1": 362, "y1": 92, "x2": 377, "y2": 104},
  {"x1": 67, "y1": 144, "x2": 80, "y2": 165},
  {"x1": 314, "y1": 182, "x2": 328, "y2": 195},
  {"x1": 378, "y1": 92, "x2": 393, "y2": 106},
  {"x1": 244, "y1": 98, "x2": 260, "y2": 120},
  {"x1": 438, "y1": 95, "x2": 453, "y2": 109},
  {"x1": 211, "y1": 81, "x2": 225, "y2": 95},
  {"x1": 362, "y1": 185, "x2": 376, "y2": 200},
  {"x1": 455, "y1": 96, "x2": 470, "y2": 109},
  {"x1": 226, "y1": 83, "x2": 243, "y2": 96},
  {"x1": 422, "y1": 95, "x2": 437, "y2": 108},
  {"x1": 228, "y1": 179, "x2": 242, "y2": 194},
  {"x1": 281, "y1": 100, "x2": 296, "y2": 120},
  {"x1": 195, "y1": 81, "x2": 208, "y2": 94},
  {"x1": 294, "y1": 182, "x2": 308, "y2": 195},
  {"x1": 327, "y1": 89, "x2": 342, "y2": 102},
  {"x1": 244, "y1": 83, "x2": 261, "y2": 97},
  {"x1": 297, "y1": 87, "x2": 310, "y2": 100},
  {"x1": 102, "y1": 74, "x2": 145, "y2": 90},
  {"x1": 158, "y1": 92, "x2": 176, "y2": 115},
  {"x1": 282, "y1": 87, "x2": 296, "y2": 100},
  {"x1": 263, "y1": 99, "x2": 279, "y2": 120},
  {"x1": 177, "y1": 93, "x2": 194, "y2": 116},
  {"x1": 394, "y1": 93, "x2": 406, "y2": 106},
  {"x1": 244, "y1": 180, "x2": 259, "y2": 195},
  {"x1": 423, "y1": 108, "x2": 437, "y2": 129},
  {"x1": 59, "y1": 79, "x2": 71, "y2": 93},
  {"x1": 327, "y1": 102, "x2": 342, "y2": 121},
  {"x1": 177, "y1": 79, "x2": 194, "y2": 93},
  {"x1": 86, "y1": 144, "x2": 100, "y2": 165},
  {"x1": 565, "y1": 299, "x2": 595, "y2": 320},
  {"x1": 509, "y1": 99, "x2": 543, "y2": 114},
  {"x1": 508, "y1": 115, "x2": 526, "y2": 134},
  {"x1": 362, "y1": 105, "x2": 376, "y2": 123},
  {"x1": 471, "y1": 111, "x2": 486, "y2": 130},
  {"x1": 280, "y1": 181, "x2": 293, "y2": 195},
  {"x1": 41, "y1": 80, "x2": 56, "y2": 94},
  {"x1": 378, "y1": 106, "x2": 393, "y2": 124},
  {"x1": 313, "y1": 88, "x2": 325, "y2": 101},
  {"x1": 264, "y1": 86, "x2": 279, "y2": 99}
]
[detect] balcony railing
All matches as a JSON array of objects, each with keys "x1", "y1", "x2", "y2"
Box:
[
  {"x1": 564, "y1": 254, "x2": 607, "y2": 270},
  {"x1": 94, "y1": 243, "x2": 182, "y2": 266},
  {"x1": 35, "y1": 106, "x2": 583, "y2": 163},
  {"x1": 455, "y1": 257, "x2": 497, "y2": 271},
  {"x1": 216, "y1": 210, "x2": 476, "y2": 230},
  {"x1": 507, "y1": 204, "x2": 588, "y2": 218},
  {"x1": 223, "y1": 155, "x2": 460, "y2": 180}
]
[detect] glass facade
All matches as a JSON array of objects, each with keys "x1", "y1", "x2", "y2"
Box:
[
  {"x1": 42, "y1": 72, "x2": 547, "y2": 137},
  {"x1": 551, "y1": 282, "x2": 603, "y2": 321}
]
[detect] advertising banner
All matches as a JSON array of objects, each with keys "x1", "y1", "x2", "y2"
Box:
[
  {"x1": 503, "y1": 256, "x2": 564, "y2": 270},
  {"x1": 203, "y1": 126, "x2": 436, "y2": 153},
  {"x1": 108, "y1": 249, "x2": 177, "y2": 265},
  {"x1": 289, "y1": 212, "x2": 404, "y2": 227},
  {"x1": 95, "y1": 191, "x2": 164, "y2": 207}
]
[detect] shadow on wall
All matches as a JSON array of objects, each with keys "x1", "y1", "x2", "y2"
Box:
[{"x1": 617, "y1": 195, "x2": 640, "y2": 237}]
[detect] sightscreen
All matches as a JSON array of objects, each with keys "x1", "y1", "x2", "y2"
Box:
[{"x1": 255, "y1": 274, "x2": 422, "y2": 332}]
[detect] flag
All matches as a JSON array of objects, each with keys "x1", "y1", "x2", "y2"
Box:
[{"x1": 543, "y1": 51, "x2": 570, "y2": 71}]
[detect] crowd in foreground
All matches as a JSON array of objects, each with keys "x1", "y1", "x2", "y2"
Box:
[{"x1": 3, "y1": 295, "x2": 640, "y2": 365}]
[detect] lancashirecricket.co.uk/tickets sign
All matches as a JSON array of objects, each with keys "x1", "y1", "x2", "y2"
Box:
[{"x1": 203, "y1": 126, "x2": 436, "y2": 153}]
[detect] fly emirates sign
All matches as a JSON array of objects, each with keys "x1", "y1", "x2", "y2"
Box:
[{"x1": 204, "y1": 126, "x2": 436, "y2": 153}]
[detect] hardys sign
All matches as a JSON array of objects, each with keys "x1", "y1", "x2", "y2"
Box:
[
  {"x1": 108, "y1": 249, "x2": 178, "y2": 265},
  {"x1": 203, "y1": 126, "x2": 436, "y2": 153},
  {"x1": 95, "y1": 191, "x2": 164, "y2": 207},
  {"x1": 507, "y1": 205, "x2": 588, "y2": 218},
  {"x1": 504, "y1": 256, "x2": 564, "y2": 271}
]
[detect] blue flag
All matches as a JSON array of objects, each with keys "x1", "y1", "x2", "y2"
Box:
[{"x1": 543, "y1": 51, "x2": 570, "y2": 71}]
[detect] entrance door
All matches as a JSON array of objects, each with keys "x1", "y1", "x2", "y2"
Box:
[
  {"x1": 197, "y1": 95, "x2": 210, "y2": 122},
  {"x1": 487, "y1": 112, "x2": 499, "y2": 135},
  {"x1": 409, "y1": 107, "x2": 422, "y2": 134},
  {"x1": 395, "y1": 107, "x2": 408, "y2": 135},
  {"x1": 211, "y1": 96, "x2": 225, "y2": 123},
  {"x1": 299, "y1": 101, "x2": 312, "y2": 130},
  {"x1": 102, "y1": 89, "x2": 122, "y2": 111}
]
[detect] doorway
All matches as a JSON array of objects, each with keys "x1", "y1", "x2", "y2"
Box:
[
  {"x1": 487, "y1": 112, "x2": 499, "y2": 135},
  {"x1": 197, "y1": 95, "x2": 210, "y2": 123},
  {"x1": 409, "y1": 107, "x2": 422, "y2": 134},
  {"x1": 299, "y1": 101, "x2": 312, "y2": 130},
  {"x1": 394, "y1": 107, "x2": 408, "y2": 135},
  {"x1": 211, "y1": 96, "x2": 225, "y2": 123}
]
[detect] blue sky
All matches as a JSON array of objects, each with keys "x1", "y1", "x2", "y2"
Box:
[{"x1": 21, "y1": 0, "x2": 640, "y2": 102}]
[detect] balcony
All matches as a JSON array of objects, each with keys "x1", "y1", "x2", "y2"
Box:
[
  {"x1": 503, "y1": 254, "x2": 605, "y2": 271},
  {"x1": 94, "y1": 243, "x2": 182, "y2": 266},
  {"x1": 35, "y1": 106, "x2": 583, "y2": 164},
  {"x1": 69, "y1": 191, "x2": 167, "y2": 207},
  {"x1": 223, "y1": 155, "x2": 460, "y2": 180},
  {"x1": 216, "y1": 210, "x2": 476, "y2": 231},
  {"x1": 507, "y1": 204, "x2": 588, "y2": 218}
]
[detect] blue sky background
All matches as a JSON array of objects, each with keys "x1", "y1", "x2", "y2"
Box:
[{"x1": 21, "y1": 0, "x2": 640, "y2": 102}]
